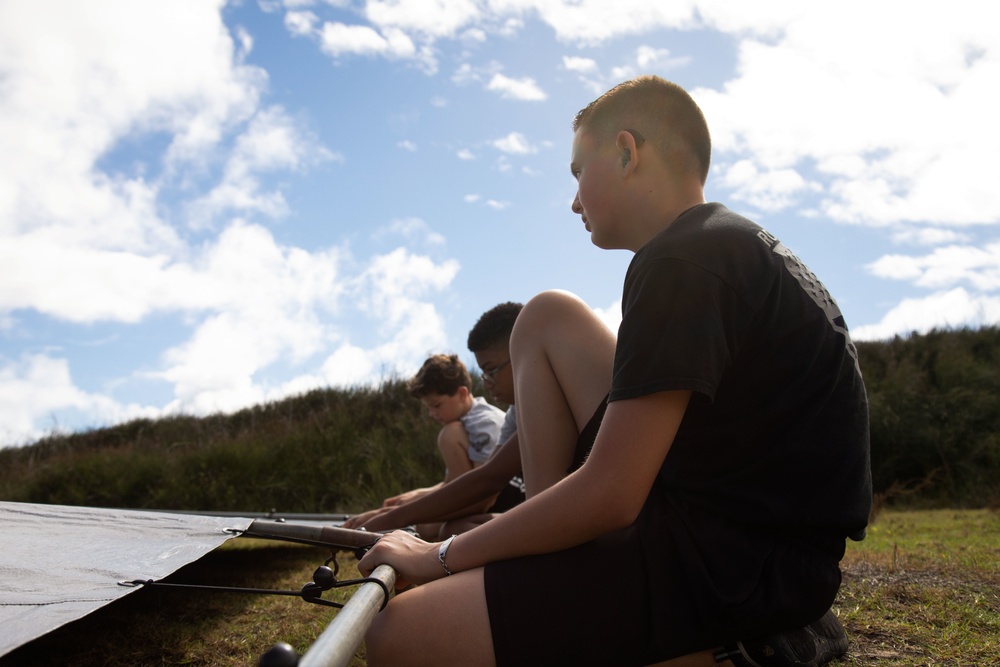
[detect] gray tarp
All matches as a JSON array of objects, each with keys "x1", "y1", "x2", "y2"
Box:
[{"x1": 0, "y1": 501, "x2": 252, "y2": 657}]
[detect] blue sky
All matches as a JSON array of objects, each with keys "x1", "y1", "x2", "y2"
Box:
[{"x1": 1, "y1": 0, "x2": 997, "y2": 446}]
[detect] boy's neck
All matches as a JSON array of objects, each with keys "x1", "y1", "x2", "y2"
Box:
[
  {"x1": 629, "y1": 192, "x2": 706, "y2": 251},
  {"x1": 457, "y1": 389, "x2": 476, "y2": 415}
]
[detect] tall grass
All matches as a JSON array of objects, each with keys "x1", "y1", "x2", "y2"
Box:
[{"x1": 0, "y1": 379, "x2": 451, "y2": 513}]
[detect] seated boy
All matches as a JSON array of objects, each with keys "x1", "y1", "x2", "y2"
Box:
[
  {"x1": 385, "y1": 353, "x2": 506, "y2": 540},
  {"x1": 358, "y1": 75, "x2": 871, "y2": 667},
  {"x1": 346, "y1": 302, "x2": 529, "y2": 537}
]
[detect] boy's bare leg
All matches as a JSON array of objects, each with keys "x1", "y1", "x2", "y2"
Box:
[
  {"x1": 365, "y1": 569, "x2": 494, "y2": 667},
  {"x1": 417, "y1": 421, "x2": 474, "y2": 538},
  {"x1": 436, "y1": 420, "x2": 474, "y2": 483},
  {"x1": 510, "y1": 290, "x2": 616, "y2": 496}
]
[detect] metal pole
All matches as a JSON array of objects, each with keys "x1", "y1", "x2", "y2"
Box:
[
  {"x1": 242, "y1": 520, "x2": 381, "y2": 551},
  {"x1": 297, "y1": 564, "x2": 396, "y2": 667}
]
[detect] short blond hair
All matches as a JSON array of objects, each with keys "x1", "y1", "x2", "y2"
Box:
[{"x1": 573, "y1": 75, "x2": 711, "y2": 185}]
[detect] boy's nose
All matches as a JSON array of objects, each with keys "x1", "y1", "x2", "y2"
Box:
[{"x1": 571, "y1": 191, "x2": 582, "y2": 214}]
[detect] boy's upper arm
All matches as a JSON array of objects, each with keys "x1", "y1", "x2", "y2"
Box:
[{"x1": 582, "y1": 390, "x2": 692, "y2": 521}]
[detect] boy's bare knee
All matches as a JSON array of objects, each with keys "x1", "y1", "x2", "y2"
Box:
[
  {"x1": 519, "y1": 290, "x2": 586, "y2": 323},
  {"x1": 513, "y1": 290, "x2": 593, "y2": 343}
]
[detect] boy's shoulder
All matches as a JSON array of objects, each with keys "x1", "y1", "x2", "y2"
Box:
[
  {"x1": 462, "y1": 396, "x2": 506, "y2": 422},
  {"x1": 461, "y1": 397, "x2": 506, "y2": 461}
]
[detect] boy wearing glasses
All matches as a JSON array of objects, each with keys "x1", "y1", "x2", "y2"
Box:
[{"x1": 360, "y1": 75, "x2": 870, "y2": 667}]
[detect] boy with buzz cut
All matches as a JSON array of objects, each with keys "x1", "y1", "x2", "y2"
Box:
[
  {"x1": 392, "y1": 353, "x2": 506, "y2": 539},
  {"x1": 360, "y1": 75, "x2": 871, "y2": 667}
]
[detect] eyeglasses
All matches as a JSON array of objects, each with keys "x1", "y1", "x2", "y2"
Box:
[{"x1": 481, "y1": 359, "x2": 510, "y2": 383}]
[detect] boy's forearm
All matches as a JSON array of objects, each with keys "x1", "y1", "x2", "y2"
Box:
[
  {"x1": 365, "y1": 435, "x2": 522, "y2": 530},
  {"x1": 446, "y1": 393, "x2": 690, "y2": 571}
]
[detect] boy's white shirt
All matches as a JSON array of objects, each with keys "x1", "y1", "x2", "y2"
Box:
[{"x1": 460, "y1": 396, "x2": 506, "y2": 463}]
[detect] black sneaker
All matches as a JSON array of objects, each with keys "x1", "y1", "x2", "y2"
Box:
[{"x1": 716, "y1": 609, "x2": 849, "y2": 667}]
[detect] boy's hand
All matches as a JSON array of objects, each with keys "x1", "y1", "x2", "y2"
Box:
[
  {"x1": 342, "y1": 506, "x2": 389, "y2": 529},
  {"x1": 383, "y1": 488, "x2": 427, "y2": 507},
  {"x1": 357, "y1": 530, "x2": 448, "y2": 589}
]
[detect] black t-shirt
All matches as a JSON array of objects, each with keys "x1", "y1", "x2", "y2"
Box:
[
  {"x1": 613, "y1": 202, "x2": 871, "y2": 538},
  {"x1": 612, "y1": 203, "x2": 872, "y2": 649}
]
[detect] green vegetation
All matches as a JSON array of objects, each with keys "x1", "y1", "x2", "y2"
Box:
[
  {"x1": 859, "y1": 326, "x2": 1000, "y2": 509},
  {"x1": 0, "y1": 378, "x2": 449, "y2": 513}
]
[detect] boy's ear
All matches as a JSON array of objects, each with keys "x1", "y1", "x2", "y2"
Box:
[{"x1": 616, "y1": 130, "x2": 639, "y2": 176}]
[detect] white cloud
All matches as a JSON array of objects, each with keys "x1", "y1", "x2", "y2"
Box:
[
  {"x1": 318, "y1": 343, "x2": 381, "y2": 387},
  {"x1": 398, "y1": 139, "x2": 418, "y2": 151},
  {"x1": 344, "y1": 249, "x2": 460, "y2": 375},
  {"x1": 363, "y1": 0, "x2": 481, "y2": 39},
  {"x1": 492, "y1": 131, "x2": 538, "y2": 154},
  {"x1": 0, "y1": 353, "x2": 156, "y2": 445},
  {"x1": 486, "y1": 199, "x2": 510, "y2": 210},
  {"x1": 501, "y1": 0, "x2": 700, "y2": 45},
  {"x1": 461, "y1": 27, "x2": 487, "y2": 43},
  {"x1": 151, "y1": 223, "x2": 345, "y2": 413},
  {"x1": 285, "y1": 10, "x2": 318, "y2": 36},
  {"x1": 694, "y1": 1, "x2": 1000, "y2": 228},
  {"x1": 636, "y1": 45, "x2": 674, "y2": 68},
  {"x1": 867, "y1": 242, "x2": 1000, "y2": 291},
  {"x1": 451, "y1": 62, "x2": 479, "y2": 84},
  {"x1": 187, "y1": 106, "x2": 336, "y2": 227},
  {"x1": 852, "y1": 288, "x2": 1000, "y2": 341},
  {"x1": 891, "y1": 227, "x2": 972, "y2": 246},
  {"x1": 720, "y1": 159, "x2": 821, "y2": 212},
  {"x1": 152, "y1": 238, "x2": 460, "y2": 417},
  {"x1": 562, "y1": 44, "x2": 692, "y2": 97},
  {"x1": 457, "y1": 148, "x2": 476, "y2": 160},
  {"x1": 464, "y1": 194, "x2": 480, "y2": 203},
  {"x1": 0, "y1": 0, "x2": 290, "y2": 326},
  {"x1": 375, "y1": 218, "x2": 447, "y2": 246},
  {"x1": 318, "y1": 22, "x2": 417, "y2": 59},
  {"x1": 486, "y1": 73, "x2": 547, "y2": 100},
  {"x1": 0, "y1": 0, "x2": 263, "y2": 249},
  {"x1": 563, "y1": 55, "x2": 597, "y2": 73}
]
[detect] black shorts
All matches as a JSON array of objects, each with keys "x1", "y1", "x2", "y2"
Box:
[
  {"x1": 568, "y1": 394, "x2": 608, "y2": 473},
  {"x1": 489, "y1": 475, "x2": 526, "y2": 513},
  {"x1": 483, "y1": 399, "x2": 844, "y2": 666}
]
